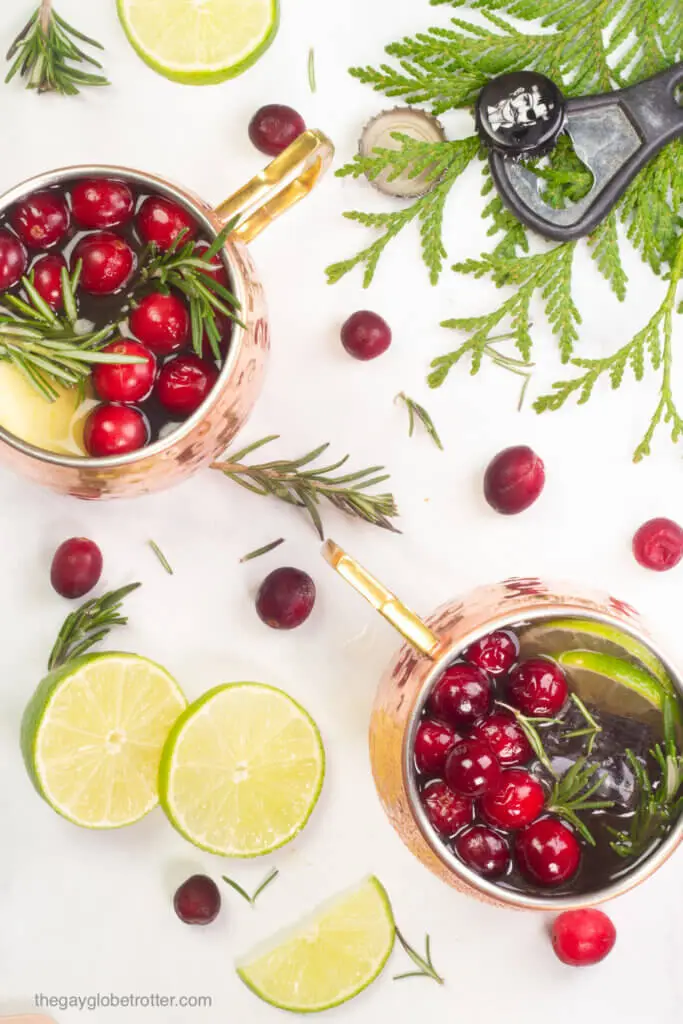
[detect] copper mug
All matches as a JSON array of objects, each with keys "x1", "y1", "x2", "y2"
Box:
[
  {"x1": 323, "y1": 541, "x2": 683, "y2": 910},
  {"x1": 0, "y1": 130, "x2": 334, "y2": 499}
]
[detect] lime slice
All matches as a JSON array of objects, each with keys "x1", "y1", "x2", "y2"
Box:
[
  {"x1": 237, "y1": 877, "x2": 395, "y2": 1013},
  {"x1": 117, "y1": 0, "x2": 279, "y2": 84},
  {"x1": 558, "y1": 650, "x2": 669, "y2": 729},
  {"x1": 159, "y1": 683, "x2": 324, "y2": 856},
  {"x1": 0, "y1": 363, "x2": 94, "y2": 456},
  {"x1": 21, "y1": 653, "x2": 187, "y2": 828}
]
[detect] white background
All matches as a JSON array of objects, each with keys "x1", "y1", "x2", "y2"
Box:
[{"x1": 1, "y1": 1, "x2": 683, "y2": 1021}]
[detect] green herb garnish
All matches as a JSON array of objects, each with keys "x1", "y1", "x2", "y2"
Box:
[
  {"x1": 148, "y1": 541, "x2": 173, "y2": 576},
  {"x1": 240, "y1": 538, "x2": 286, "y2": 563},
  {"x1": 563, "y1": 693, "x2": 602, "y2": 756},
  {"x1": 222, "y1": 868, "x2": 279, "y2": 906},
  {"x1": 393, "y1": 929, "x2": 444, "y2": 984},
  {"x1": 547, "y1": 757, "x2": 615, "y2": 846},
  {"x1": 496, "y1": 702, "x2": 559, "y2": 776},
  {"x1": 48, "y1": 583, "x2": 141, "y2": 671},
  {"x1": 396, "y1": 392, "x2": 443, "y2": 450}
]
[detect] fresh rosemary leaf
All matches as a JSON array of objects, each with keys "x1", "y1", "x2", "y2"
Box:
[
  {"x1": 547, "y1": 757, "x2": 615, "y2": 846},
  {"x1": 222, "y1": 868, "x2": 279, "y2": 906},
  {"x1": 48, "y1": 583, "x2": 141, "y2": 671},
  {"x1": 393, "y1": 929, "x2": 444, "y2": 985},
  {"x1": 148, "y1": 540, "x2": 173, "y2": 576},
  {"x1": 496, "y1": 702, "x2": 557, "y2": 776},
  {"x1": 396, "y1": 393, "x2": 443, "y2": 450},
  {"x1": 240, "y1": 538, "x2": 285, "y2": 563}
]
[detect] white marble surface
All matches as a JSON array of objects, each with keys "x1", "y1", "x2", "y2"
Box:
[{"x1": 1, "y1": 1, "x2": 683, "y2": 1021}]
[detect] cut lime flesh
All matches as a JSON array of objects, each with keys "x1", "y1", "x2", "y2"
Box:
[{"x1": 237, "y1": 877, "x2": 395, "y2": 1013}]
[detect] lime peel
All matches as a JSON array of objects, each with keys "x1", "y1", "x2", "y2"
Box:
[{"x1": 558, "y1": 650, "x2": 667, "y2": 710}]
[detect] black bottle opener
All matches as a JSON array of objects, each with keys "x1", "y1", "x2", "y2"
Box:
[{"x1": 475, "y1": 64, "x2": 683, "y2": 241}]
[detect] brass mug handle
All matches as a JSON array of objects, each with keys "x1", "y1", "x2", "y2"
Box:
[
  {"x1": 214, "y1": 129, "x2": 334, "y2": 244},
  {"x1": 322, "y1": 540, "x2": 443, "y2": 660}
]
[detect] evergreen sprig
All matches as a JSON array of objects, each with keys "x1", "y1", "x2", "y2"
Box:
[{"x1": 48, "y1": 583, "x2": 141, "y2": 671}]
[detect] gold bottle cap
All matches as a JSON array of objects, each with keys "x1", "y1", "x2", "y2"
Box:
[{"x1": 359, "y1": 107, "x2": 448, "y2": 198}]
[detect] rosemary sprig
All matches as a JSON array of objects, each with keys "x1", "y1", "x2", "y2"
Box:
[
  {"x1": 212, "y1": 435, "x2": 399, "y2": 539},
  {"x1": 308, "y1": 47, "x2": 316, "y2": 92},
  {"x1": 608, "y1": 734, "x2": 683, "y2": 858},
  {"x1": 6, "y1": 0, "x2": 109, "y2": 96},
  {"x1": 148, "y1": 540, "x2": 173, "y2": 576},
  {"x1": 547, "y1": 757, "x2": 615, "y2": 846},
  {"x1": 428, "y1": 331, "x2": 535, "y2": 411},
  {"x1": 396, "y1": 393, "x2": 443, "y2": 450},
  {"x1": 496, "y1": 702, "x2": 558, "y2": 776},
  {"x1": 563, "y1": 693, "x2": 602, "y2": 756},
  {"x1": 222, "y1": 868, "x2": 279, "y2": 906},
  {"x1": 393, "y1": 929, "x2": 444, "y2": 985},
  {"x1": 48, "y1": 583, "x2": 141, "y2": 671},
  {"x1": 240, "y1": 538, "x2": 286, "y2": 563}
]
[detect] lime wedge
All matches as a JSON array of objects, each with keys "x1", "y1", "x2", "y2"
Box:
[
  {"x1": 21, "y1": 653, "x2": 187, "y2": 828},
  {"x1": 237, "y1": 877, "x2": 395, "y2": 1013},
  {"x1": 557, "y1": 650, "x2": 671, "y2": 730},
  {"x1": 0, "y1": 363, "x2": 94, "y2": 456},
  {"x1": 159, "y1": 683, "x2": 324, "y2": 856},
  {"x1": 117, "y1": 0, "x2": 279, "y2": 84}
]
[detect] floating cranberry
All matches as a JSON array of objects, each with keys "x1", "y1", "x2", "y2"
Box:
[
  {"x1": 414, "y1": 719, "x2": 460, "y2": 776},
  {"x1": 50, "y1": 538, "x2": 103, "y2": 599},
  {"x1": 421, "y1": 780, "x2": 473, "y2": 836},
  {"x1": 507, "y1": 658, "x2": 568, "y2": 718},
  {"x1": 130, "y1": 292, "x2": 190, "y2": 355},
  {"x1": 340, "y1": 311, "x2": 392, "y2": 361},
  {"x1": 464, "y1": 630, "x2": 518, "y2": 676},
  {"x1": 445, "y1": 739, "x2": 501, "y2": 798},
  {"x1": 256, "y1": 567, "x2": 316, "y2": 630},
  {"x1": 73, "y1": 231, "x2": 135, "y2": 294},
  {"x1": 11, "y1": 191, "x2": 69, "y2": 249},
  {"x1": 92, "y1": 341, "x2": 156, "y2": 404},
  {"x1": 156, "y1": 354, "x2": 218, "y2": 417},
  {"x1": 0, "y1": 230, "x2": 27, "y2": 290},
  {"x1": 551, "y1": 909, "x2": 617, "y2": 967},
  {"x1": 632, "y1": 517, "x2": 683, "y2": 572},
  {"x1": 83, "y1": 404, "x2": 149, "y2": 457},
  {"x1": 173, "y1": 875, "x2": 221, "y2": 925},
  {"x1": 471, "y1": 713, "x2": 533, "y2": 767},
  {"x1": 484, "y1": 445, "x2": 545, "y2": 515},
  {"x1": 71, "y1": 178, "x2": 134, "y2": 229},
  {"x1": 32, "y1": 253, "x2": 66, "y2": 309},
  {"x1": 137, "y1": 196, "x2": 197, "y2": 251},
  {"x1": 428, "y1": 663, "x2": 492, "y2": 728},
  {"x1": 480, "y1": 769, "x2": 545, "y2": 830},
  {"x1": 249, "y1": 104, "x2": 307, "y2": 157},
  {"x1": 455, "y1": 825, "x2": 511, "y2": 878},
  {"x1": 515, "y1": 817, "x2": 581, "y2": 887}
]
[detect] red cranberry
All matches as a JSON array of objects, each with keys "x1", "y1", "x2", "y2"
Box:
[
  {"x1": 71, "y1": 178, "x2": 134, "y2": 228},
  {"x1": 130, "y1": 292, "x2": 190, "y2": 354},
  {"x1": 50, "y1": 538, "x2": 103, "y2": 599},
  {"x1": 484, "y1": 445, "x2": 545, "y2": 515},
  {"x1": 83, "y1": 404, "x2": 149, "y2": 457},
  {"x1": 173, "y1": 875, "x2": 221, "y2": 925},
  {"x1": 464, "y1": 630, "x2": 518, "y2": 676},
  {"x1": 421, "y1": 780, "x2": 473, "y2": 836},
  {"x1": 11, "y1": 191, "x2": 69, "y2": 249},
  {"x1": 429, "y1": 663, "x2": 492, "y2": 728},
  {"x1": 73, "y1": 232, "x2": 135, "y2": 294},
  {"x1": 445, "y1": 739, "x2": 501, "y2": 797},
  {"x1": 340, "y1": 311, "x2": 392, "y2": 361},
  {"x1": 32, "y1": 253, "x2": 66, "y2": 309},
  {"x1": 480, "y1": 769, "x2": 545, "y2": 830},
  {"x1": 249, "y1": 104, "x2": 307, "y2": 157},
  {"x1": 414, "y1": 719, "x2": 460, "y2": 776},
  {"x1": 92, "y1": 341, "x2": 156, "y2": 404},
  {"x1": 507, "y1": 658, "x2": 568, "y2": 718},
  {"x1": 551, "y1": 909, "x2": 617, "y2": 967},
  {"x1": 455, "y1": 825, "x2": 511, "y2": 878},
  {"x1": 515, "y1": 817, "x2": 581, "y2": 887},
  {"x1": 632, "y1": 517, "x2": 683, "y2": 571},
  {"x1": 256, "y1": 567, "x2": 316, "y2": 630},
  {"x1": 137, "y1": 196, "x2": 197, "y2": 251},
  {"x1": 201, "y1": 315, "x2": 233, "y2": 360},
  {"x1": 156, "y1": 354, "x2": 218, "y2": 417},
  {"x1": 0, "y1": 230, "x2": 27, "y2": 290},
  {"x1": 471, "y1": 713, "x2": 532, "y2": 767}
]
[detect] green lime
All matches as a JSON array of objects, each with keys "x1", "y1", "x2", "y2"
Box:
[
  {"x1": 159, "y1": 683, "x2": 324, "y2": 857},
  {"x1": 21, "y1": 653, "x2": 187, "y2": 829},
  {"x1": 237, "y1": 877, "x2": 395, "y2": 1013},
  {"x1": 558, "y1": 650, "x2": 670, "y2": 728},
  {"x1": 117, "y1": 0, "x2": 279, "y2": 85}
]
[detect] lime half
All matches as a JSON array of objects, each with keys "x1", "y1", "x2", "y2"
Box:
[
  {"x1": 117, "y1": 0, "x2": 279, "y2": 84},
  {"x1": 21, "y1": 653, "x2": 187, "y2": 828},
  {"x1": 159, "y1": 683, "x2": 324, "y2": 857},
  {"x1": 237, "y1": 877, "x2": 395, "y2": 1013}
]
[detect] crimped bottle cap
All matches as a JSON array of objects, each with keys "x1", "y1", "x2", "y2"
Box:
[
  {"x1": 359, "y1": 107, "x2": 448, "y2": 198},
  {"x1": 475, "y1": 72, "x2": 566, "y2": 158}
]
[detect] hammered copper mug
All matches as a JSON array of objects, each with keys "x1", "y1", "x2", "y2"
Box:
[{"x1": 0, "y1": 130, "x2": 333, "y2": 499}]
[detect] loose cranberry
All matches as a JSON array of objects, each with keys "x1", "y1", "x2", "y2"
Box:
[
  {"x1": 92, "y1": 341, "x2": 156, "y2": 404},
  {"x1": 414, "y1": 719, "x2": 460, "y2": 776},
  {"x1": 421, "y1": 780, "x2": 473, "y2": 836},
  {"x1": 340, "y1": 311, "x2": 392, "y2": 361},
  {"x1": 0, "y1": 230, "x2": 27, "y2": 290},
  {"x1": 428, "y1": 663, "x2": 492, "y2": 728},
  {"x1": 71, "y1": 178, "x2": 134, "y2": 229},
  {"x1": 11, "y1": 191, "x2": 69, "y2": 249},
  {"x1": 73, "y1": 231, "x2": 135, "y2": 294},
  {"x1": 445, "y1": 739, "x2": 501, "y2": 797},
  {"x1": 173, "y1": 875, "x2": 221, "y2": 925},
  {"x1": 32, "y1": 253, "x2": 66, "y2": 309},
  {"x1": 471, "y1": 713, "x2": 532, "y2": 767},
  {"x1": 515, "y1": 817, "x2": 581, "y2": 887},
  {"x1": 50, "y1": 538, "x2": 103, "y2": 599},
  {"x1": 130, "y1": 292, "x2": 190, "y2": 354},
  {"x1": 83, "y1": 404, "x2": 149, "y2": 457},
  {"x1": 156, "y1": 354, "x2": 218, "y2": 417},
  {"x1": 256, "y1": 567, "x2": 316, "y2": 630},
  {"x1": 249, "y1": 104, "x2": 307, "y2": 157},
  {"x1": 484, "y1": 445, "x2": 545, "y2": 515},
  {"x1": 507, "y1": 658, "x2": 568, "y2": 718},
  {"x1": 137, "y1": 196, "x2": 197, "y2": 251},
  {"x1": 455, "y1": 825, "x2": 511, "y2": 878},
  {"x1": 551, "y1": 909, "x2": 617, "y2": 967},
  {"x1": 632, "y1": 518, "x2": 683, "y2": 572},
  {"x1": 464, "y1": 630, "x2": 518, "y2": 676},
  {"x1": 480, "y1": 769, "x2": 546, "y2": 830}
]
